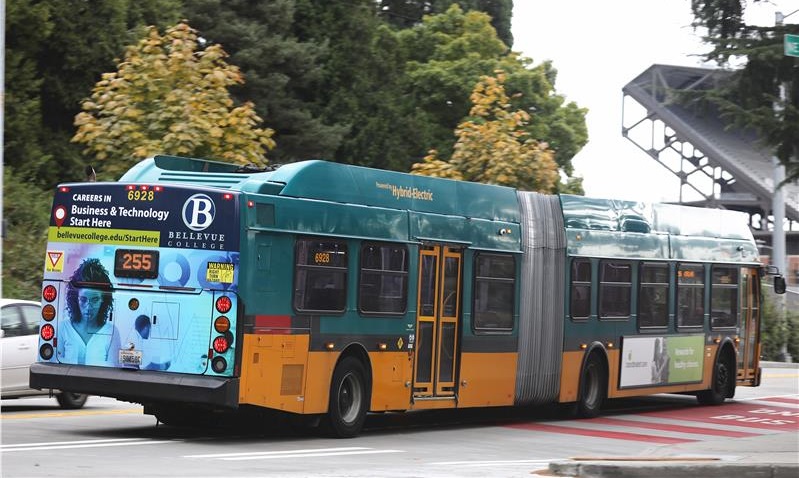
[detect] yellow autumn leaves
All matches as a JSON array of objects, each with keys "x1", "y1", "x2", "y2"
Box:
[
  {"x1": 72, "y1": 23, "x2": 275, "y2": 177},
  {"x1": 412, "y1": 71, "x2": 558, "y2": 192}
]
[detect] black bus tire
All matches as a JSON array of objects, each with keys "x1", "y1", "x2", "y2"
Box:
[
  {"x1": 56, "y1": 392, "x2": 88, "y2": 409},
  {"x1": 697, "y1": 353, "x2": 734, "y2": 405},
  {"x1": 576, "y1": 354, "x2": 606, "y2": 418},
  {"x1": 324, "y1": 356, "x2": 368, "y2": 438}
]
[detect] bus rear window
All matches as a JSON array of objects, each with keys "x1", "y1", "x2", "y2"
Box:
[{"x1": 294, "y1": 239, "x2": 348, "y2": 313}]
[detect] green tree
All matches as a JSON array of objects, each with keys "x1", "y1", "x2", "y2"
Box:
[
  {"x1": 412, "y1": 72, "x2": 559, "y2": 192},
  {"x1": 379, "y1": 0, "x2": 514, "y2": 47},
  {"x1": 184, "y1": 0, "x2": 345, "y2": 163},
  {"x1": 293, "y1": 0, "x2": 411, "y2": 170},
  {"x1": 760, "y1": 288, "x2": 799, "y2": 361},
  {"x1": 4, "y1": 0, "x2": 183, "y2": 188},
  {"x1": 3, "y1": 0, "x2": 181, "y2": 298},
  {"x1": 397, "y1": 4, "x2": 587, "y2": 179},
  {"x1": 1, "y1": 168, "x2": 52, "y2": 300},
  {"x1": 690, "y1": 0, "x2": 799, "y2": 182},
  {"x1": 73, "y1": 22, "x2": 276, "y2": 179}
]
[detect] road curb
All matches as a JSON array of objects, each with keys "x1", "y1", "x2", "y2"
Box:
[
  {"x1": 549, "y1": 460, "x2": 799, "y2": 477},
  {"x1": 761, "y1": 361, "x2": 799, "y2": 369}
]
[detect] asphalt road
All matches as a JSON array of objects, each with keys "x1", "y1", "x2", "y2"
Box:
[{"x1": 2, "y1": 365, "x2": 797, "y2": 478}]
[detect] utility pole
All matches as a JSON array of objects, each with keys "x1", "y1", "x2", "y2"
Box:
[{"x1": 773, "y1": 9, "x2": 796, "y2": 362}]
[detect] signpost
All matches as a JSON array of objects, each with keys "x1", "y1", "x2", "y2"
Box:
[{"x1": 786, "y1": 34, "x2": 799, "y2": 58}]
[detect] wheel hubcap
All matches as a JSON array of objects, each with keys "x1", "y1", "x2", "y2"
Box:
[{"x1": 338, "y1": 372, "x2": 362, "y2": 423}]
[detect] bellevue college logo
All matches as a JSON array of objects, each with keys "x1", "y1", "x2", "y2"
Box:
[{"x1": 182, "y1": 194, "x2": 216, "y2": 231}]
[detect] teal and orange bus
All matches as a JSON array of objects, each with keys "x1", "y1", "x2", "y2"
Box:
[{"x1": 31, "y1": 155, "x2": 786, "y2": 437}]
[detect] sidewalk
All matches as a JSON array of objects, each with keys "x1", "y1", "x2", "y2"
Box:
[
  {"x1": 548, "y1": 433, "x2": 799, "y2": 477},
  {"x1": 548, "y1": 362, "x2": 799, "y2": 477}
]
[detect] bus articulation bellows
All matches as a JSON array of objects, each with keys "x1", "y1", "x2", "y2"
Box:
[{"x1": 30, "y1": 155, "x2": 786, "y2": 437}]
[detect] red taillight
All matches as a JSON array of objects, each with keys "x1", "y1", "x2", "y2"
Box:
[
  {"x1": 43, "y1": 285, "x2": 57, "y2": 302},
  {"x1": 58, "y1": 186, "x2": 70, "y2": 193},
  {"x1": 42, "y1": 305, "x2": 56, "y2": 321},
  {"x1": 40, "y1": 323, "x2": 55, "y2": 341},
  {"x1": 214, "y1": 316, "x2": 230, "y2": 333},
  {"x1": 216, "y1": 296, "x2": 232, "y2": 314},
  {"x1": 126, "y1": 184, "x2": 136, "y2": 190},
  {"x1": 223, "y1": 193, "x2": 233, "y2": 200},
  {"x1": 212, "y1": 335, "x2": 229, "y2": 353}
]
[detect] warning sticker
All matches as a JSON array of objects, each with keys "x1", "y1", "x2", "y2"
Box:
[
  {"x1": 206, "y1": 262, "x2": 234, "y2": 284},
  {"x1": 46, "y1": 251, "x2": 65, "y2": 272}
]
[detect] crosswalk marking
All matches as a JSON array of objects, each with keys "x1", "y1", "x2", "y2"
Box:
[{"x1": 504, "y1": 395, "x2": 799, "y2": 443}]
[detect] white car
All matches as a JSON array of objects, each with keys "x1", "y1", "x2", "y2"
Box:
[{"x1": 1, "y1": 298, "x2": 88, "y2": 408}]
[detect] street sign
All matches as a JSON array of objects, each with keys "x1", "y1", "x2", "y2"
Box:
[{"x1": 786, "y1": 34, "x2": 799, "y2": 58}]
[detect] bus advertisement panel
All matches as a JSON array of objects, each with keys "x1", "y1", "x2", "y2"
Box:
[
  {"x1": 619, "y1": 335, "x2": 705, "y2": 388},
  {"x1": 38, "y1": 183, "x2": 240, "y2": 376}
]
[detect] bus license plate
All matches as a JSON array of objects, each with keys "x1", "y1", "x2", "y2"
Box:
[{"x1": 119, "y1": 349, "x2": 142, "y2": 367}]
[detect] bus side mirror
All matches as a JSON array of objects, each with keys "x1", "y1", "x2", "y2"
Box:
[{"x1": 774, "y1": 275, "x2": 786, "y2": 294}]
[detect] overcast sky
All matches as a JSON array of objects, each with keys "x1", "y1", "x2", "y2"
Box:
[{"x1": 511, "y1": 0, "x2": 791, "y2": 202}]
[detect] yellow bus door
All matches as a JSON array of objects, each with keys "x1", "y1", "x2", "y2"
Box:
[
  {"x1": 738, "y1": 267, "x2": 761, "y2": 384},
  {"x1": 413, "y1": 245, "x2": 462, "y2": 398}
]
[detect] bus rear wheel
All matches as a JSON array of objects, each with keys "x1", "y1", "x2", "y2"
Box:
[
  {"x1": 697, "y1": 353, "x2": 734, "y2": 405},
  {"x1": 576, "y1": 354, "x2": 606, "y2": 418},
  {"x1": 56, "y1": 392, "x2": 88, "y2": 409},
  {"x1": 324, "y1": 356, "x2": 368, "y2": 438}
]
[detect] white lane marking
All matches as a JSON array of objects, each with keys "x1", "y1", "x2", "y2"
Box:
[
  {"x1": 430, "y1": 459, "x2": 559, "y2": 467},
  {"x1": 185, "y1": 447, "x2": 404, "y2": 461},
  {"x1": 2, "y1": 438, "x2": 175, "y2": 452}
]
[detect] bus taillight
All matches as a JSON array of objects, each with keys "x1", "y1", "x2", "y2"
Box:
[
  {"x1": 42, "y1": 285, "x2": 57, "y2": 302},
  {"x1": 212, "y1": 335, "x2": 229, "y2": 353},
  {"x1": 42, "y1": 304, "x2": 56, "y2": 321},
  {"x1": 214, "y1": 316, "x2": 230, "y2": 333},
  {"x1": 211, "y1": 357, "x2": 227, "y2": 373},
  {"x1": 40, "y1": 324, "x2": 55, "y2": 341},
  {"x1": 39, "y1": 343, "x2": 54, "y2": 360},
  {"x1": 215, "y1": 296, "x2": 232, "y2": 314}
]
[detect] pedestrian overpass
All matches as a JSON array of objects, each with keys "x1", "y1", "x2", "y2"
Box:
[{"x1": 622, "y1": 64, "x2": 799, "y2": 286}]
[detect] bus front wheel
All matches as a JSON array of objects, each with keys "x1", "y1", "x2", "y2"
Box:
[
  {"x1": 576, "y1": 354, "x2": 606, "y2": 418},
  {"x1": 325, "y1": 356, "x2": 368, "y2": 438},
  {"x1": 697, "y1": 353, "x2": 735, "y2": 405}
]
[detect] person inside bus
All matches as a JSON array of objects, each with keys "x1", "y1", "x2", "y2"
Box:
[
  {"x1": 125, "y1": 314, "x2": 172, "y2": 371},
  {"x1": 58, "y1": 258, "x2": 121, "y2": 366}
]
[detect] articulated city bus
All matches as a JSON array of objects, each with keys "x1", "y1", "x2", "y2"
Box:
[{"x1": 31, "y1": 155, "x2": 786, "y2": 437}]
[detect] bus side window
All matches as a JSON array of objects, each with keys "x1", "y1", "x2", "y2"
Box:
[
  {"x1": 358, "y1": 243, "x2": 408, "y2": 315},
  {"x1": 570, "y1": 258, "x2": 591, "y2": 320},
  {"x1": 710, "y1": 265, "x2": 738, "y2": 329},
  {"x1": 473, "y1": 253, "x2": 515, "y2": 332},
  {"x1": 599, "y1": 260, "x2": 632, "y2": 320},
  {"x1": 677, "y1": 263, "x2": 705, "y2": 328},
  {"x1": 294, "y1": 238, "x2": 348, "y2": 313},
  {"x1": 638, "y1": 262, "x2": 669, "y2": 328}
]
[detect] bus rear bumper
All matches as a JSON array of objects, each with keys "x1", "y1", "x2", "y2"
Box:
[{"x1": 29, "y1": 362, "x2": 239, "y2": 408}]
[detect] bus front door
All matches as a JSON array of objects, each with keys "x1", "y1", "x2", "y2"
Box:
[
  {"x1": 738, "y1": 267, "x2": 761, "y2": 385},
  {"x1": 413, "y1": 245, "x2": 462, "y2": 398}
]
